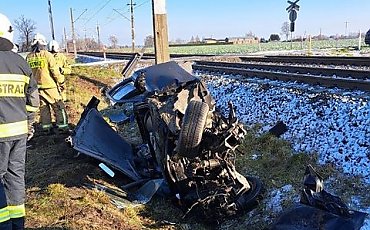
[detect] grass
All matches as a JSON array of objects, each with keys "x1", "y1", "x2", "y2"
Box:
[
  {"x1": 111, "y1": 38, "x2": 369, "y2": 55},
  {"x1": 25, "y1": 59, "x2": 369, "y2": 230}
]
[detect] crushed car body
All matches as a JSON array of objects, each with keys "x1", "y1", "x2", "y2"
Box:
[{"x1": 68, "y1": 61, "x2": 263, "y2": 221}]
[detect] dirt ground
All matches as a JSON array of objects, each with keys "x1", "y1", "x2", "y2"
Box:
[{"x1": 24, "y1": 65, "x2": 145, "y2": 230}]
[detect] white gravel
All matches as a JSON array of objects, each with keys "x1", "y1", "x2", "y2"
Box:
[
  {"x1": 198, "y1": 72, "x2": 370, "y2": 183},
  {"x1": 198, "y1": 72, "x2": 370, "y2": 228}
]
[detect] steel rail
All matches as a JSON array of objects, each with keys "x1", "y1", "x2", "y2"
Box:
[
  {"x1": 78, "y1": 51, "x2": 216, "y2": 60},
  {"x1": 193, "y1": 61, "x2": 370, "y2": 92},
  {"x1": 195, "y1": 61, "x2": 370, "y2": 80},
  {"x1": 240, "y1": 55, "x2": 370, "y2": 67}
]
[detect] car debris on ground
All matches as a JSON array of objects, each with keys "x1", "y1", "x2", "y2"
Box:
[{"x1": 67, "y1": 56, "x2": 367, "y2": 228}]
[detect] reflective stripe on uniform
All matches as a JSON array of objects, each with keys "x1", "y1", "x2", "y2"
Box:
[
  {"x1": 27, "y1": 57, "x2": 46, "y2": 69},
  {"x1": 0, "y1": 207, "x2": 10, "y2": 223},
  {"x1": 26, "y1": 105, "x2": 39, "y2": 112},
  {"x1": 0, "y1": 74, "x2": 30, "y2": 84},
  {"x1": 7, "y1": 204, "x2": 25, "y2": 219},
  {"x1": 0, "y1": 74, "x2": 29, "y2": 97},
  {"x1": 0, "y1": 120, "x2": 28, "y2": 138}
]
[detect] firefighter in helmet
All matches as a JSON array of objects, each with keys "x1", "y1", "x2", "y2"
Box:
[
  {"x1": 0, "y1": 13, "x2": 40, "y2": 229},
  {"x1": 47, "y1": 40, "x2": 71, "y2": 101},
  {"x1": 26, "y1": 33, "x2": 69, "y2": 133}
]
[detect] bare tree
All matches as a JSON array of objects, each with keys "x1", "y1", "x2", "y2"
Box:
[
  {"x1": 109, "y1": 35, "x2": 118, "y2": 49},
  {"x1": 281, "y1": 21, "x2": 290, "y2": 41},
  {"x1": 14, "y1": 15, "x2": 36, "y2": 51},
  {"x1": 144, "y1": 35, "x2": 154, "y2": 47}
]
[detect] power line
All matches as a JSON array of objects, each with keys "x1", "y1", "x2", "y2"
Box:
[
  {"x1": 84, "y1": 0, "x2": 113, "y2": 25},
  {"x1": 134, "y1": 0, "x2": 150, "y2": 9}
]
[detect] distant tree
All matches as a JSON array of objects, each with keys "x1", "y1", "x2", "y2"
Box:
[
  {"x1": 84, "y1": 38, "x2": 99, "y2": 50},
  {"x1": 260, "y1": 37, "x2": 268, "y2": 43},
  {"x1": 14, "y1": 15, "x2": 36, "y2": 51},
  {"x1": 281, "y1": 21, "x2": 290, "y2": 41},
  {"x1": 109, "y1": 35, "x2": 118, "y2": 49},
  {"x1": 245, "y1": 31, "x2": 255, "y2": 38},
  {"x1": 175, "y1": 38, "x2": 185, "y2": 44},
  {"x1": 190, "y1": 36, "x2": 195, "y2": 43},
  {"x1": 269, "y1": 34, "x2": 280, "y2": 41},
  {"x1": 144, "y1": 35, "x2": 154, "y2": 47},
  {"x1": 195, "y1": 35, "x2": 200, "y2": 43}
]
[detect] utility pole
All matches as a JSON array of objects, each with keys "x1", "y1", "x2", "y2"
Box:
[
  {"x1": 152, "y1": 0, "x2": 170, "y2": 64},
  {"x1": 64, "y1": 27, "x2": 68, "y2": 53},
  {"x1": 345, "y1": 21, "x2": 349, "y2": 37},
  {"x1": 97, "y1": 23, "x2": 101, "y2": 49},
  {"x1": 84, "y1": 28, "x2": 87, "y2": 51},
  {"x1": 70, "y1": 8, "x2": 77, "y2": 58},
  {"x1": 69, "y1": 8, "x2": 87, "y2": 59},
  {"x1": 128, "y1": 0, "x2": 136, "y2": 53},
  {"x1": 48, "y1": 0, "x2": 55, "y2": 40}
]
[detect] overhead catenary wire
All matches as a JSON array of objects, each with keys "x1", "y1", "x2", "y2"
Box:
[{"x1": 84, "y1": 0, "x2": 113, "y2": 25}]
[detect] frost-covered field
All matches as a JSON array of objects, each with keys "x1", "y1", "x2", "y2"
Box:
[{"x1": 170, "y1": 39, "x2": 361, "y2": 55}]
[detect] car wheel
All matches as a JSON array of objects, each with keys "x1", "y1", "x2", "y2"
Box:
[
  {"x1": 236, "y1": 176, "x2": 264, "y2": 212},
  {"x1": 177, "y1": 100, "x2": 209, "y2": 158}
]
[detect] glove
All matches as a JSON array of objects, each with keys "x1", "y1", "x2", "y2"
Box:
[
  {"x1": 27, "y1": 125, "x2": 35, "y2": 141},
  {"x1": 27, "y1": 112, "x2": 36, "y2": 141}
]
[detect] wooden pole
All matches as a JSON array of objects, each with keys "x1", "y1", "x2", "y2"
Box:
[
  {"x1": 48, "y1": 0, "x2": 55, "y2": 40},
  {"x1": 70, "y1": 8, "x2": 77, "y2": 59},
  {"x1": 152, "y1": 0, "x2": 170, "y2": 64},
  {"x1": 130, "y1": 0, "x2": 136, "y2": 53},
  {"x1": 63, "y1": 27, "x2": 68, "y2": 53}
]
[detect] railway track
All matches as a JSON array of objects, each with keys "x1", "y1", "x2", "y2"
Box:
[
  {"x1": 193, "y1": 60, "x2": 370, "y2": 91},
  {"x1": 78, "y1": 51, "x2": 370, "y2": 91},
  {"x1": 78, "y1": 51, "x2": 215, "y2": 60},
  {"x1": 240, "y1": 55, "x2": 370, "y2": 67}
]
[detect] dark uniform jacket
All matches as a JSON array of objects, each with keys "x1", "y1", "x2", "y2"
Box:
[{"x1": 0, "y1": 50, "x2": 39, "y2": 141}]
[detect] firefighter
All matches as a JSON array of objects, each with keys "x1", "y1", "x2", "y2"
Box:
[
  {"x1": 0, "y1": 13, "x2": 40, "y2": 229},
  {"x1": 47, "y1": 40, "x2": 71, "y2": 101},
  {"x1": 26, "y1": 33, "x2": 69, "y2": 134}
]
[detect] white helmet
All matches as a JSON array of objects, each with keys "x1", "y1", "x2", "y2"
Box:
[
  {"x1": 48, "y1": 40, "x2": 60, "y2": 52},
  {"x1": 0, "y1": 13, "x2": 14, "y2": 50},
  {"x1": 31, "y1": 33, "x2": 47, "y2": 46}
]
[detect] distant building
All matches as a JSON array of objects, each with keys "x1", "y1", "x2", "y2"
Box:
[
  {"x1": 228, "y1": 36, "x2": 259, "y2": 44},
  {"x1": 203, "y1": 38, "x2": 228, "y2": 44},
  {"x1": 202, "y1": 37, "x2": 259, "y2": 45}
]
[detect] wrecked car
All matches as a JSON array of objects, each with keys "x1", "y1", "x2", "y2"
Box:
[{"x1": 67, "y1": 60, "x2": 263, "y2": 220}]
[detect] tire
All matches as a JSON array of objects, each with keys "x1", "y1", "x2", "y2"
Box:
[
  {"x1": 177, "y1": 100, "x2": 209, "y2": 158},
  {"x1": 236, "y1": 176, "x2": 264, "y2": 212}
]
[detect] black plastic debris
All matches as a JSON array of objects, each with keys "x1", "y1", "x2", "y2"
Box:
[
  {"x1": 271, "y1": 165, "x2": 367, "y2": 230},
  {"x1": 271, "y1": 204, "x2": 367, "y2": 230},
  {"x1": 268, "y1": 121, "x2": 288, "y2": 138}
]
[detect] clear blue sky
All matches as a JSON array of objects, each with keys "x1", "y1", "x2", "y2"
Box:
[{"x1": 2, "y1": 0, "x2": 370, "y2": 46}]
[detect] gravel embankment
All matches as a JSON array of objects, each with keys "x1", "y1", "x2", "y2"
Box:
[{"x1": 199, "y1": 72, "x2": 370, "y2": 183}]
